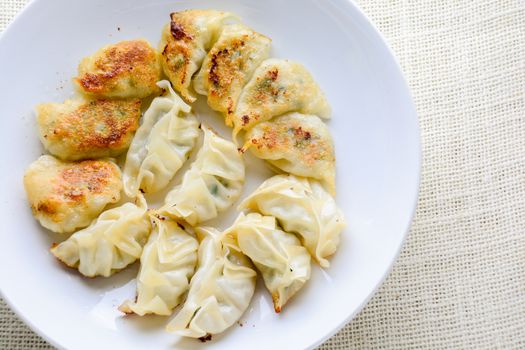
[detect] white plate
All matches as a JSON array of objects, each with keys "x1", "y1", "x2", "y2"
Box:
[{"x1": 0, "y1": 0, "x2": 420, "y2": 349}]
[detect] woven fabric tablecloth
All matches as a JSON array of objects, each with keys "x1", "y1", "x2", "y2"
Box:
[{"x1": 1, "y1": 0, "x2": 524, "y2": 348}]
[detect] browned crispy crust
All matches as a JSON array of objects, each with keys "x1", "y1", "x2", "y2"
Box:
[
  {"x1": 43, "y1": 99, "x2": 141, "y2": 155},
  {"x1": 76, "y1": 40, "x2": 159, "y2": 96},
  {"x1": 32, "y1": 160, "x2": 120, "y2": 223}
]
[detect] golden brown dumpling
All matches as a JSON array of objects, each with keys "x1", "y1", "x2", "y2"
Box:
[
  {"x1": 232, "y1": 58, "x2": 331, "y2": 137},
  {"x1": 23, "y1": 155, "x2": 122, "y2": 234},
  {"x1": 75, "y1": 39, "x2": 161, "y2": 98},
  {"x1": 36, "y1": 98, "x2": 141, "y2": 161},
  {"x1": 159, "y1": 10, "x2": 236, "y2": 102},
  {"x1": 243, "y1": 113, "x2": 336, "y2": 194},
  {"x1": 193, "y1": 23, "x2": 271, "y2": 119}
]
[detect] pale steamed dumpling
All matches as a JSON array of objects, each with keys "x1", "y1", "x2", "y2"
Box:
[
  {"x1": 239, "y1": 175, "x2": 345, "y2": 268},
  {"x1": 227, "y1": 212, "x2": 311, "y2": 313},
  {"x1": 51, "y1": 197, "x2": 151, "y2": 277},
  {"x1": 193, "y1": 23, "x2": 271, "y2": 118},
  {"x1": 159, "y1": 126, "x2": 245, "y2": 225},
  {"x1": 23, "y1": 155, "x2": 122, "y2": 234},
  {"x1": 120, "y1": 214, "x2": 198, "y2": 316},
  {"x1": 159, "y1": 10, "x2": 237, "y2": 102},
  {"x1": 232, "y1": 58, "x2": 330, "y2": 136},
  {"x1": 166, "y1": 227, "x2": 256, "y2": 338},
  {"x1": 243, "y1": 113, "x2": 336, "y2": 194},
  {"x1": 123, "y1": 80, "x2": 199, "y2": 197}
]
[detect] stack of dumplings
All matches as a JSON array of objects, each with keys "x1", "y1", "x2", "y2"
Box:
[{"x1": 23, "y1": 9, "x2": 346, "y2": 342}]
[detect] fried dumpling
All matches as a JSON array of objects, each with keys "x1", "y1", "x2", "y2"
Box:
[
  {"x1": 231, "y1": 58, "x2": 331, "y2": 136},
  {"x1": 23, "y1": 155, "x2": 122, "y2": 234},
  {"x1": 159, "y1": 126, "x2": 245, "y2": 225},
  {"x1": 166, "y1": 227, "x2": 256, "y2": 338},
  {"x1": 36, "y1": 98, "x2": 141, "y2": 161},
  {"x1": 239, "y1": 175, "x2": 345, "y2": 268},
  {"x1": 193, "y1": 24, "x2": 271, "y2": 119},
  {"x1": 243, "y1": 113, "x2": 336, "y2": 194},
  {"x1": 123, "y1": 80, "x2": 199, "y2": 197},
  {"x1": 159, "y1": 10, "x2": 236, "y2": 102},
  {"x1": 51, "y1": 197, "x2": 151, "y2": 277},
  {"x1": 120, "y1": 214, "x2": 198, "y2": 316},
  {"x1": 76, "y1": 39, "x2": 161, "y2": 98},
  {"x1": 227, "y1": 213, "x2": 311, "y2": 313}
]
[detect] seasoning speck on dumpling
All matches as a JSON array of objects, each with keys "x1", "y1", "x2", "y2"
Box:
[
  {"x1": 75, "y1": 39, "x2": 161, "y2": 98},
  {"x1": 23, "y1": 155, "x2": 122, "y2": 234},
  {"x1": 37, "y1": 98, "x2": 141, "y2": 161},
  {"x1": 159, "y1": 10, "x2": 236, "y2": 102},
  {"x1": 243, "y1": 113, "x2": 336, "y2": 194}
]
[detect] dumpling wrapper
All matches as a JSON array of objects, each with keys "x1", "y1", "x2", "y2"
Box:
[
  {"x1": 159, "y1": 126, "x2": 245, "y2": 225},
  {"x1": 243, "y1": 113, "x2": 336, "y2": 194},
  {"x1": 75, "y1": 39, "x2": 161, "y2": 99},
  {"x1": 123, "y1": 80, "x2": 199, "y2": 197},
  {"x1": 227, "y1": 212, "x2": 311, "y2": 313},
  {"x1": 36, "y1": 97, "x2": 141, "y2": 161},
  {"x1": 193, "y1": 23, "x2": 271, "y2": 119},
  {"x1": 232, "y1": 58, "x2": 331, "y2": 137},
  {"x1": 239, "y1": 175, "x2": 345, "y2": 268},
  {"x1": 119, "y1": 214, "x2": 198, "y2": 316},
  {"x1": 51, "y1": 196, "x2": 151, "y2": 277},
  {"x1": 159, "y1": 10, "x2": 237, "y2": 102},
  {"x1": 23, "y1": 155, "x2": 122, "y2": 234},
  {"x1": 166, "y1": 226, "x2": 256, "y2": 339}
]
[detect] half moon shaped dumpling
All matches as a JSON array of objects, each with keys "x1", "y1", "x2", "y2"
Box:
[
  {"x1": 123, "y1": 80, "x2": 199, "y2": 197},
  {"x1": 166, "y1": 227, "x2": 256, "y2": 339},
  {"x1": 243, "y1": 113, "x2": 336, "y2": 194},
  {"x1": 193, "y1": 23, "x2": 271, "y2": 119},
  {"x1": 227, "y1": 212, "x2": 311, "y2": 313},
  {"x1": 75, "y1": 39, "x2": 161, "y2": 99},
  {"x1": 239, "y1": 175, "x2": 345, "y2": 268},
  {"x1": 51, "y1": 197, "x2": 151, "y2": 277},
  {"x1": 119, "y1": 214, "x2": 198, "y2": 316},
  {"x1": 232, "y1": 58, "x2": 330, "y2": 136},
  {"x1": 159, "y1": 10, "x2": 236, "y2": 102},
  {"x1": 36, "y1": 98, "x2": 141, "y2": 161},
  {"x1": 159, "y1": 126, "x2": 245, "y2": 225},
  {"x1": 23, "y1": 155, "x2": 122, "y2": 234}
]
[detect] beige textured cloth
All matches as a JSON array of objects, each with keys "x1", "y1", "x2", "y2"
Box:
[{"x1": 1, "y1": 0, "x2": 524, "y2": 348}]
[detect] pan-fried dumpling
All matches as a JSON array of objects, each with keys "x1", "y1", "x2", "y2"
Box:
[
  {"x1": 159, "y1": 10, "x2": 236, "y2": 102},
  {"x1": 51, "y1": 197, "x2": 151, "y2": 277},
  {"x1": 120, "y1": 215, "x2": 198, "y2": 316},
  {"x1": 231, "y1": 58, "x2": 331, "y2": 136},
  {"x1": 193, "y1": 24, "x2": 271, "y2": 119},
  {"x1": 123, "y1": 80, "x2": 199, "y2": 197},
  {"x1": 23, "y1": 155, "x2": 122, "y2": 234},
  {"x1": 239, "y1": 175, "x2": 345, "y2": 268},
  {"x1": 227, "y1": 213, "x2": 311, "y2": 313},
  {"x1": 166, "y1": 227, "x2": 256, "y2": 338},
  {"x1": 159, "y1": 126, "x2": 245, "y2": 225},
  {"x1": 243, "y1": 113, "x2": 336, "y2": 194},
  {"x1": 75, "y1": 39, "x2": 161, "y2": 98},
  {"x1": 36, "y1": 98, "x2": 141, "y2": 161}
]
